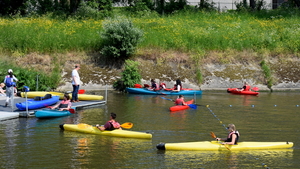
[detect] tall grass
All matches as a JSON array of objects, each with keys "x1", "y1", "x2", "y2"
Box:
[
  {"x1": 135, "y1": 11, "x2": 300, "y2": 54},
  {"x1": 0, "y1": 16, "x2": 104, "y2": 53},
  {"x1": 1, "y1": 10, "x2": 300, "y2": 54}
]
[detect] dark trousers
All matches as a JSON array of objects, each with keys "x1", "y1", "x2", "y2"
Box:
[{"x1": 72, "y1": 85, "x2": 80, "y2": 101}]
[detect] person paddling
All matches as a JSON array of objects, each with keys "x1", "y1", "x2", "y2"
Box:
[
  {"x1": 174, "y1": 95, "x2": 187, "y2": 106},
  {"x1": 237, "y1": 82, "x2": 250, "y2": 91},
  {"x1": 96, "y1": 113, "x2": 122, "y2": 131},
  {"x1": 215, "y1": 124, "x2": 240, "y2": 145}
]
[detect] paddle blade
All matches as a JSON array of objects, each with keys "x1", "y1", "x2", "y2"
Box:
[
  {"x1": 69, "y1": 108, "x2": 75, "y2": 114},
  {"x1": 252, "y1": 87, "x2": 259, "y2": 91},
  {"x1": 188, "y1": 104, "x2": 197, "y2": 109},
  {"x1": 210, "y1": 132, "x2": 217, "y2": 139},
  {"x1": 160, "y1": 97, "x2": 174, "y2": 101},
  {"x1": 78, "y1": 89, "x2": 85, "y2": 94},
  {"x1": 120, "y1": 122, "x2": 133, "y2": 129}
]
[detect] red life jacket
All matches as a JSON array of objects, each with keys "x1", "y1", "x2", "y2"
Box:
[
  {"x1": 175, "y1": 98, "x2": 185, "y2": 105},
  {"x1": 244, "y1": 85, "x2": 251, "y2": 91}
]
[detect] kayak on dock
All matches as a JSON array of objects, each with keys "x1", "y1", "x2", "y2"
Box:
[
  {"x1": 59, "y1": 123, "x2": 152, "y2": 139},
  {"x1": 227, "y1": 88, "x2": 259, "y2": 96},
  {"x1": 156, "y1": 141, "x2": 293, "y2": 151},
  {"x1": 17, "y1": 91, "x2": 104, "y2": 100},
  {"x1": 16, "y1": 94, "x2": 60, "y2": 110},
  {"x1": 126, "y1": 88, "x2": 202, "y2": 95},
  {"x1": 170, "y1": 99, "x2": 194, "y2": 112}
]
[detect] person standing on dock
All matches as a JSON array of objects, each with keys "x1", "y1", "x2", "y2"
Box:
[
  {"x1": 71, "y1": 64, "x2": 81, "y2": 102},
  {"x1": 4, "y1": 69, "x2": 18, "y2": 107}
]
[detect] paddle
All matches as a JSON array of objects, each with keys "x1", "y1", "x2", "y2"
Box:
[
  {"x1": 210, "y1": 132, "x2": 230, "y2": 150},
  {"x1": 69, "y1": 108, "x2": 75, "y2": 114},
  {"x1": 252, "y1": 87, "x2": 259, "y2": 91},
  {"x1": 161, "y1": 97, "x2": 197, "y2": 109},
  {"x1": 79, "y1": 122, "x2": 133, "y2": 129}
]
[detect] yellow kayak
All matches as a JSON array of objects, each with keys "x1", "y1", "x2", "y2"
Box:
[
  {"x1": 156, "y1": 141, "x2": 293, "y2": 151},
  {"x1": 59, "y1": 123, "x2": 152, "y2": 139},
  {"x1": 18, "y1": 91, "x2": 103, "y2": 101}
]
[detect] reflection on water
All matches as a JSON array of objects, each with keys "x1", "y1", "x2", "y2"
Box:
[{"x1": 0, "y1": 91, "x2": 300, "y2": 168}]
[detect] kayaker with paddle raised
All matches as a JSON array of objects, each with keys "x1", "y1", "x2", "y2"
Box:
[
  {"x1": 96, "y1": 113, "x2": 122, "y2": 131},
  {"x1": 237, "y1": 82, "x2": 251, "y2": 91},
  {"x1": 215, "y1": 124, "x2": 240, "y2": 145},
  {"x1": 51, "y1": 94, "x2": 72, "y2": 111},
  {"x1": 174, "y1": 95, "x2": 187, "y2": 106}
]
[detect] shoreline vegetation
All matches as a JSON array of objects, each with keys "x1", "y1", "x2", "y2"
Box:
[{"x1": 1, "y1": 9, "x2": 300, "y2": 91}]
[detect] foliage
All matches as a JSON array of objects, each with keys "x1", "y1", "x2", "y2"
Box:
[
  {"x1": 75, "y1": 1, "x2": 107, "y2": 19},
  {"x1": 100, "y1": 16, "x2": 143, "y2": 66},
  {"x1": 196, "y1": 0, "x2": 217, "y2": 11},
  {"x1": 260, "y1": 60, "x2": 273, "y2": 90},
  {"x1": 235, "y1": 0, "x2": 267, "y2": 12},
  {"x1": 155, "y1": 0, "x2": 189, "y2": 15},
  {"x1": 0, "y1": 62, "x2": 61, "y2": 91},
  {"x1": 113, "y1": 60, "x2": 141, "y2": 92}
]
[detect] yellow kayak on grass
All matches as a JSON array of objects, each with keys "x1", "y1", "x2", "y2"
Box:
[
  {"x1": 18, "y1": 91, "x2": 103, "y2": 101},
  {"x1": 156, "y1": 141, "x2": 293, "y2": 151},
  {"x1": 59, "y1": 123, "x2": 152, "y2": 139}
]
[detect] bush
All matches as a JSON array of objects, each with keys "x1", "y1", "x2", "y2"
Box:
[
  {"x1": 100, "y1": 16, "x2": 143, "y2": 67},
  {"x1": 113, "y1": 60, "x2": 141, "y2": 92}
]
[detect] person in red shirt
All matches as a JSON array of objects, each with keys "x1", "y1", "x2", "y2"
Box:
[
  {"x1": 96, "y1": 113, "x2": 122, "y2": 131},
  {"x1": 174, "y1": 95, "x2": 187, "y2": 105}
]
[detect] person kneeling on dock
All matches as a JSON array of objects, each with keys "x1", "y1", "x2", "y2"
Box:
[
  {"x1": 96, "y1": 113, "x2": 122, "y2": 131},
  {"x1": 51, "y1": 94, "x2": 72, "y2": 111}
]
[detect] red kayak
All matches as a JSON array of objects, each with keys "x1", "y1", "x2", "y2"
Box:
[
  {"x1": 227, "y1": 88, "x2": 259, "y2": 96},
  {"x1": 169, "y1": 100, "x2": 194, "y2": 112}
]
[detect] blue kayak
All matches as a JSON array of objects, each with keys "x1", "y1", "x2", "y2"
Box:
[
  {"x1": 126, "y1": 88, "x2": 202, "y2": 95},
  {"x1": 35, "y1": 109, "x2": 74, "y2": 119},
  {"x1": 16, "y1": 95, "x2": 60, "y2": 110}
]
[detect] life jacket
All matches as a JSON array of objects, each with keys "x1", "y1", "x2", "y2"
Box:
[
  {"x1": 5, "y1": 76, "x2": 15, "y2": 87},
  {"x1": 174, "y1": 84, "x2": 182, "y2": 90},
  {"x1": 159, "y1": 83, "x2": 166, "y2": 89},
  {"x1": 59, "y1": 100, "x2": 71, "y2": 108},
  {"x1": 225, "y1": 131, "x2": 240, "y2": 144},
  {"x1": 106, "y1": 120, "x2": 121, "y2": 130},
  {"x1": 175, "y1": 98, "x2": 185, "y2": 105},
  {"x1": 151, "y1": 83, "x2": 158, "y2": 89}
]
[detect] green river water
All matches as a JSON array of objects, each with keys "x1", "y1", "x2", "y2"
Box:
[{"x1": 0, "y1": 91, "x2": 299, "y2": 168}]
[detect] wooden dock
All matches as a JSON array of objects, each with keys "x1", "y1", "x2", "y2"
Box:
[{"x1": 0, "y1": 96, "x2": 106, "y2": 121}]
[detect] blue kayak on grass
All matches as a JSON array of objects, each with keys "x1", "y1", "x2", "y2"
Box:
[
  {"x1": 35, "y1": 108, "x2": 75, "y2": 119},
  {"x1": 126, "y1": 88, "x2": 202, "y2": 95},
  {"x1": 16, "y1": 95, "x2": 60, "y2": 110}
]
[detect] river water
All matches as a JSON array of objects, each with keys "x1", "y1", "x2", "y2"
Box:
[{"x1": 0, "y1": 91, "x2": 299, "y2": 168}]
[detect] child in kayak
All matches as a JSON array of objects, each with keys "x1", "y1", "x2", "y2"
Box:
[
  {"x1": 215, "y1": 124, "x2": 240, "y2": 145},
  {"x1": 175, "y1": 95, "x2": 187, "y2": 106},
  {"x1": 96, "y1": 113, "x2": 122, "y2": 131},
  {"x1": 51, "y1": 94, "x2": 72, "y2": 111}
]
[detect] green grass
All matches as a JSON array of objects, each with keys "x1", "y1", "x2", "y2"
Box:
[{"x1": 1, "y1": 10, "x2": 300, "y2": 55}]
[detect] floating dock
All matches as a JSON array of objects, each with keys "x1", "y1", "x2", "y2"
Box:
[{"x1": 0, "y1": 96, "x2": 106, "y2": 121}]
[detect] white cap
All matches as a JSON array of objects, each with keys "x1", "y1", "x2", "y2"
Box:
[{"x1": 8, "y1": 69, "x2": 13, "y2": 73}]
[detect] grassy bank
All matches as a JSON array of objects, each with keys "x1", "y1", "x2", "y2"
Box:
[{"x1": 1, "y1": 11, "x2": 300, "y2": 56}]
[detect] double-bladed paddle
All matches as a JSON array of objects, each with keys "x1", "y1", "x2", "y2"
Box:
[
  {"x1": 78, "y1": 122, "x2": 133, "y2": 129},
  {"x1": 210, "y1": 132, "x2": 230, "y2": 150}
]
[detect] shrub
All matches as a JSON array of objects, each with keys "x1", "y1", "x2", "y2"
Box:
[
  {"x1": 113, "y1": 60, "x2": 141, "y2": 92},
  {"x1": 100, "y1": 16, "x2": 143, "y2": 67}
]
